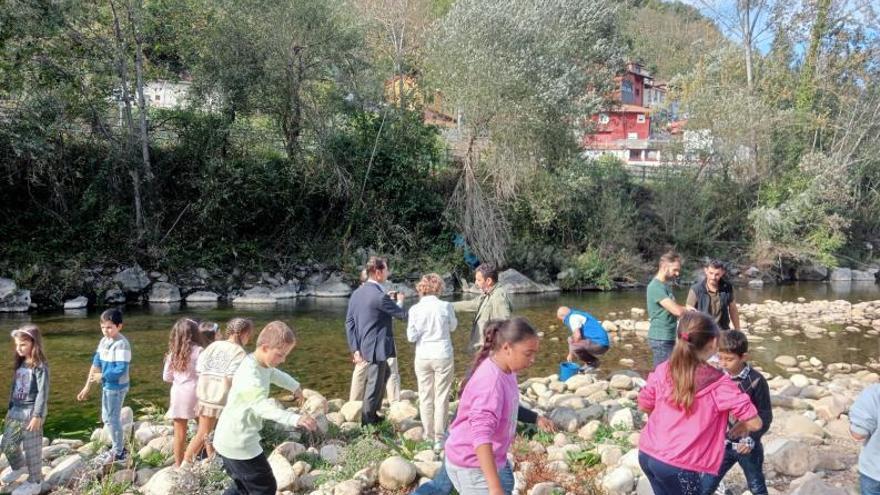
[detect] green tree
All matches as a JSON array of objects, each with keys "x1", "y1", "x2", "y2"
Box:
[{"x1": 427, "y1": 0, "x2": 624, "y2": 265}]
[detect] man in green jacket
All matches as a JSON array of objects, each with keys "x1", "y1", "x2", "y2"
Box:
[{"x1": 453, "y1": 263, "x2": 512, "y2": 349}]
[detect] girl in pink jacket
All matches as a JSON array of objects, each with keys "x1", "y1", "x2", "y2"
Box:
[{"x1": 637, "y1": 312, "x2": 762, "y2": 495}]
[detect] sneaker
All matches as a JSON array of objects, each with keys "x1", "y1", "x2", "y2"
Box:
[
  {"x1": 95, "y1": 448, "x2": 127, "y2": 465},
  {"x1": 11, "y1": 481, "x2": 41, "y2": 495},
  {"x1": 1, "y1": 467, "x2": 27, "y2": 484},
  {"x1": 578, "y1": 365, "x2": 597, "y2": 374},
  {"x1": 432, "y1": 440, "x2": 443, "y2": 452}
]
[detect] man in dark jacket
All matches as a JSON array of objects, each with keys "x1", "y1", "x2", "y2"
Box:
[
  {"x1": 686, "y1": 259, "x2": 740, "y2": 331},
  {"x1": 345, "y1": 256, "x2": 407, "y2": 425}
]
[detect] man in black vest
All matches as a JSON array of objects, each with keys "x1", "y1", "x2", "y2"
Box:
[{"x1": 686, "y1": 259, "x2": 740, "y2": 330}]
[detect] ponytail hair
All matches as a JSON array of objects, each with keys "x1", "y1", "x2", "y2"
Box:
[
  {"x1": 460, "y1": 317, "x2": 538, "y2": 392},
  {"x1": 225, "y1": 317, "x2": 254, "y2": 347},
  {"x1": 668, "y1": 311, "x2": 719, "y2": 413}
]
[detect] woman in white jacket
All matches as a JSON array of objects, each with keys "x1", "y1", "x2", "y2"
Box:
[{"x1": 407, "y1": 273, "x2": 458, "y2": 451}]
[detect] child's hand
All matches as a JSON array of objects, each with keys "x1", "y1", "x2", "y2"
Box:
[
  {"x1": 291, "y1": 387, "x2": 304, "y2": 404},
  {"x1": 76, "y1": 386, "x2": 90, "y2": 401},
  {"x1": 297, "y1": 414, "x2": 317, "y2": 431},
  {"x1": 566, "y1": 353, "x2": 574, "y2": 362},
  {"x1": 26, "y1": 417, "x2": 43, "y2": 432},
  {"x1": 728, "y1": 421, "x2": 749, "y2": 439},
  {"x1": 89, "y1": 371, "x2": 102, "y2": 383},
  {"x1": 735, "y1": 442, "x2": 753, "y2": 454}
]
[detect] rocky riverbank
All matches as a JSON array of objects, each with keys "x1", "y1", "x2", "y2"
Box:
[
  {"x1": 2, "y1": 257, "x2": 878, "y2": 313},
  {"x1": 0, "y1": 266, "x2": 564, "y2": 313},
  {"x1": 5, "y1": 298, "x2": 879, "y2": 494}
]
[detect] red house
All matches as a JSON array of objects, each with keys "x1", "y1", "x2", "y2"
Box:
[{"x1": 583, "y1": 63, "x2": 665, "y2": 164}]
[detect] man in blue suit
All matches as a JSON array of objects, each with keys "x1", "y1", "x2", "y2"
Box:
[{"x1": 346, "y1": 256, "x2": 408, "y2": 425}]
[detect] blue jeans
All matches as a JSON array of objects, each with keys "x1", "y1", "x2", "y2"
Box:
[
  {"x1": 648, "y1": 338, "x2": 675, "y2": 368},
  {"x1": 101, "y1": 387, "x2": 128, "y2": 452},
  {"x1": 639, "y1": 451, "x2": 701, "y2": 495},
  {"x1": 413, "y1": 459, "x2": 514, "y2": 495},
  {"x1": 862, "y1": 472, "x2": 880, "y2": 495},
  {"x1": 700, "y1": 443, "x2": 767, "y2": 495}
]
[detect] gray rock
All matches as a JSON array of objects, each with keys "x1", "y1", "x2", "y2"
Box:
[
  {"x1": 232, "y1": 286, "x2": 277, "y2": 305},
  {"x1": 45, "y1": 454, "x2": 84, "y2": 487},
  {"x1": 148, "y1": 282, "x2": 181, "y2": 303},
  {"x1": 114, "y1": 265, "x2": 151, "y2": 293},
  {"x1": 340, "y1": 401, "x2": 363, "y2": 423},
  {"x1": 788, "y1": 472, "x2": 848, "y2": 495},
  {"x1": 602, "y1": 466, "x2": 635, "y2": 495},
  {"x1": 829, "y1": 268, "x2": 852, "y2": 281},
  {"x1": 378, "y1": 456, "x2": 417, "y2": 490},
  {"x1": 795, "y1": 264, "x2": 829, "y2": 281},
  {"x1": 185, "y1": 290, "x2": 220, "y2": 303},
  {"x1": 387, "y1": 400, "x2": 418, "y2": 424},
  {"x1": 765, "y1": 438, "x2": 811, "y2": 476},
  {"x1": 468, "y1": 269, "x2": 561, "y2": 294},
  {"x1": 334, "y1": 480, "x2": 363, "y2": 495},
  {"x1": 609, "y1": 408, "x2": 635, "y2": 430},
  {"x1": 272, "y1": 282, "x2": 301, "y2": 299},
  {"x1": 748, "y1": 279, "x2": 764, "y2": 289},
  {"x1": 313, "y1": 279, "x2": 353, "y2": 298},
  {"x1": 320, "y1": 444, "x2": 344, "y2": 465},
  {"x1": 852, "y1": 269, "x2": 876, "y2": 281},
  {"x1": 0, "y1": 278, "x2": 30, "y2": 312},
  {"x1": 529, "y1": 481, "x2": 562, "y2": 495},
  {"x1": 268, "y1": 451, "x2": 296, "y2": 490},
  {"x1": 63, "y1": 296, "x2": 88, "y2": 309},
  {"x1": 141, "y1": 466, "x2": 176, "y2": 495},
  {"x1": 103, "y1": 288, "x2": 126, "y2": 304}
]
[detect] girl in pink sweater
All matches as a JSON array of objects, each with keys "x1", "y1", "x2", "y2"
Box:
[
  {"x1": 637, "y1": 312, "x2": 761, "y2": 495},
  {"x1": 445, "y1": 318, "x2": 539, "y2": 495}
]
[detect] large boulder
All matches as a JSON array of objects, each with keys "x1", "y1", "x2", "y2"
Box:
[
  {"x1": 185, "y1": 290, "x2": 220, "y2": 303},
  {"x1": 148, "y1": 282, "x2": 181, "y2": 303},
  {"x1": 0, "y1": 278, "x2": 30, "y2": 312},
  {"x1": 378, "y1": 456, "x2": 417, "y2": 490},
  {"x1": 272, "y1": 282, "x2": 301, "y2": 300},
  {"x1": 788, "y1": 472, "x2": 848, "y2": 495},
  {"x1": 765, "y1": 439, "x2": 812, "y2": 477},
  {"x1": 852, "y1": 269, "x2": 878, "y2": 281},
  {"x1": 387, "y1": 400, "x2": 418, "y2": 424},
  {"x1": 313, "y1": 279, "x2": 353, "y2": 298},
  {"x1": 232, "y1": 286, "x2": 277, "y2": 305},
  {"x1": 795, "y1": 264, "x2": 829, "y2": 281},
  {"x1": 602, "y1": 466, "x2": 635, "y2": 495},
  {"x1": 140, "y1": 466, "x2": 176, "y2": 495},
  {"x1": 829, "y1": 268, "x2": 852, "y2": 281},
  {"x1": 45, "y1": 454, "x2": 85, "y2": 487},
  {"x1": 63, "y1": 296, "x2": 89, "y2": 309},
  {"x1": 267, "y1": 451, "x2": 297, "y2": 490},
  {"x1": 114, "y1": 265, "x2": 150, "y2": 294},
  {"x1": 340, "y1": 401, "x2": 363, "y2": 423}
]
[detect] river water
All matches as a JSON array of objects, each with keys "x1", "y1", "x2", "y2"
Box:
[{"x1": 1, "y1": 281, "x2": 878, "y2": 438}]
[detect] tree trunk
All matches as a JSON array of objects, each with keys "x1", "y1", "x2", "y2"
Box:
[
  {"x1": 128, "y1": 0, "x2": 152, "y2": 181},
  {"x1": 108, "y1": 0, "x2": 145, "y2": 239},
  {"x1": 283, "y1": 46, "x2": 304, "y2": 158}
]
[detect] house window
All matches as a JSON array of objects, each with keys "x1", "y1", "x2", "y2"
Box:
[
  {"x1": 627, "y1": 132, "x2": 638, "y2": 140},
  {"x1": 629, "y1": 149, "x2": 642, "y2": 161},
  {"x1": 155, "y1": 94, "x2": 161, "y2": 101},
  {"x1": 637, "y1": 114, "x2": 646, "y2": 124},
  {"x1": 598, "y1": 113, "x2": 610, "y2": 125}
]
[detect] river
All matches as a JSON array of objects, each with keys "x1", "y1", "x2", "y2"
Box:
[{"x1": 0, "y1": 281, "x2": 878, "y2": 438}]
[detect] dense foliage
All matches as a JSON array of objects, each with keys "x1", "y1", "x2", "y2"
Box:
[{"x1": 1, "y1": 0, "x2": 878, "y2": 294}]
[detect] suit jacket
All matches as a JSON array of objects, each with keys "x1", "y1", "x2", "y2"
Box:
[{"x1": 345, "y1": 281, "x2": 408, "y2": 363}]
